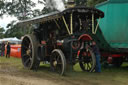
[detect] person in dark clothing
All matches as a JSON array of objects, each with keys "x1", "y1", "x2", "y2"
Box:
[
  {"x1": 6, "y1": 42, "x2": 11, "y2": 58},
  {"x1": 1, "y1": 41, "x2": 5, "y2": 56},
  {"x1": 91, "y1": 41, "x2": 101, "y2": 72}
]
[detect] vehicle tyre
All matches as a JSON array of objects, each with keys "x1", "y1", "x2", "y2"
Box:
[
  {"x1": 79, "y1": 47, "x2": 96, "y2": 72},
  {"x1": 21, "y1": 34, "x2": 40, "y2": 69},
  {"x1": 50, "y1": 49, "x2": 66, "y2": 75}
]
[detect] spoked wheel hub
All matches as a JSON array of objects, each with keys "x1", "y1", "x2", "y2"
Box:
[
  {"x1": 79, "y1": 47, "x2": 96, "y2": 72},
  {"x1": 21, "y1": 34, "x2": 40, "y2": 69},
  {"x1": 50, "y1": 49, "x2": 66, "y2": 75}
]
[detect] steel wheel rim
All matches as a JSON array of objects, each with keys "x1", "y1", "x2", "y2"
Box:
[
  {"x1": 51, "y1": 52, "x2": 63, "y2": 74},
  {"x1": 22, "y1": 37, "x2": 33, "y2": 68},
  {"x1": 79, "y1": 48, "x2": 95, "y2": 72}
]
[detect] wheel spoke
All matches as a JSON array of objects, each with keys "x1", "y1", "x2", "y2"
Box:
[
  {"x1": 57, "y1": 55, "x2": 60, "y2": 61},
  {"x1": 23, "y1": 54, "x2": 28, "y2": 57},
  {"x1": 56, "y1": 64, "x2": 62, "y2": 72},
  {"x1": 22, "y1": 45, "x2": 29, "y2": 49},
  {"x1": 88, "y1": 63, "x2": 92, "y2": 69},
  {"x1": 24, "y1": 39, "x2": 30, "y2": 44},
  {"x1": 84, "y1": 63, "x2": 86, "y2": 70},
  {"x1": 86, "y1": 64, "x2": 88, "y2": 70},
  {"x1": 29, "y1": 43, "x2": 32, "y2": 49},
  {"x1": 87, "y1": 63, "x2": 91, "y2": 70},
  {"x1": 51, "y1": 49, "x2": 66, "y2": 75},
  {"x1": 24, "y1": 58, "x2": 31, "y2": 66},
  {"x1": 79, "y1": 47, "x2": 96, "y2": 72}
]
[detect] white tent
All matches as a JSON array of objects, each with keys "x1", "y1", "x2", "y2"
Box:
[{"x1": 0, "y1": 37, "x2": 21, "y2": 44}]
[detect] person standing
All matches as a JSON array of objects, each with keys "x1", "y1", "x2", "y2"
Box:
[
  {"x1": 1, "y1": 41, "x2": 5, "y2": 56},
  {"x1": 91, "y1": 41, "x2": 101, "y2": 72},
  {"x1": 6, "y1": 42, "x2": 11, "y2": 58}
]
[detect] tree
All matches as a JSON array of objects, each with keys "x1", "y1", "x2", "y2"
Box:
[
  {"x1": 87, "y1": 0, "x2": 107, "y2": 7},
  {"x1": 5, "y1": 0, "x2": 36, "y2": 20},
  {"x1": 4, "y1": 21, "x2": 25, "y2": 39},
  {"x1": 0, "y1": 0, "x2": 42, "y2": 19},
  {"x1": 0, "y1": 26, "x2": 5, "y2": 38},
  {"x1": 1, "y1": 0, "x2": 45, "y2": 39},
  {"x1": 75, "y1": 0, "x2": 87, "y2": 6},
  {"x1": 0, "y1": 1, "x2": 6, "y2": 17}
]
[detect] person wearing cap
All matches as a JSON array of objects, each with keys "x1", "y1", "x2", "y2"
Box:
[
  {"x1": 6, "y1": 42, "x2": 11, "y2": 58},
  {"x1": 91, "y1": 41, "x2": 101, "y2": 72}
]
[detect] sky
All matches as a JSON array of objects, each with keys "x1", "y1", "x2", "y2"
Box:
[
  {"x1": 0, "y1": 0, "x2": 66, "y2": 30},
  {"x1": 0, "y1": 0, "x2": 44, "y2": 30}
]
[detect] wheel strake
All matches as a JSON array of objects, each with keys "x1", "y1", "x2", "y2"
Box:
[
  {"x1": 79, "y1": 47, "x2": 96, "y2": 72},
  {"x1": 21, "y1": 34, "x2": 40, "y2": 69},
  {"x1": 51, "y1": 49, "x2": 66, "y2": 75}
]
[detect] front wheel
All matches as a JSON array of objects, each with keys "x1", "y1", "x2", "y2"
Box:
[
  {"x1": 79, "y1": 47, "x2": 96, "y2": 72},
  {"x1": 21, "y1": 34, "x2": 40, "y2": 69},
  {"x1": 50, "y1": 49, "x2": 66, "y2": 75}
]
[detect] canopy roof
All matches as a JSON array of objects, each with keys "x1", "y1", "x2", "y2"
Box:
[{"x1": 18, "y1": 6, "x2": 104, "y2": 25}]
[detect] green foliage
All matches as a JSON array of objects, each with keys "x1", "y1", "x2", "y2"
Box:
[
  {"x1": 6, "y1": 0, "x2": 36, "y2": 20},
  {"x1": 41, "y1": 7, "x2": 56, "y2": 14},
  {"x1": 0, "y1": 1, "x2": 6, "y2": 16},
  {"x1": 75, "y1": 0, "x2": 87, "y2": 6},
  {"x1": 0, "y1": 0, "x2": 42, "y2": 19},
  {"x1": 4, "y1": 21, "x2": 25, "y2": 39},
  {"x1": 0, "y1": 0, "x2": 44, "y2": 38},
  {"x1": 87, "y1": 0, "x2": 107, "y2": 7},
  {"x1": 0, "y1": 26, "x2": 5, "y2": 38}
]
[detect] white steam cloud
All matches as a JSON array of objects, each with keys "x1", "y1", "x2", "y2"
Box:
[{"x1": 46, "y1": 0, "x2": 65, "y2": 12}]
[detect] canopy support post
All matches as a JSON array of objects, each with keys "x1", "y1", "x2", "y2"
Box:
[
  {"x1": 94, "y1": 17, "x2": 101, "y2": 34},
  {"x1": 70, "y1": 13, "x2": 73, "y2": 34},
  {"x1": 92, "y1": 14, "x2": 95, "y2": 34},
  {"x1": 54, "y1": 20, "x2": 61, "y2": 29},
  {"x1": 62, "y1": 16, "x2": 71, "y2": 35}
]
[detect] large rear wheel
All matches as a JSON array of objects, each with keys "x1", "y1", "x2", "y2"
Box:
[
  {"x1": 50, "y1": 49, "x2": 66, "y2": 75},
  {"x1": 79, "y1": 47, "x2": 96, "y2": 72},
  {"x1": 21, "y1": 34, "x2": 40, "y2": 69}
]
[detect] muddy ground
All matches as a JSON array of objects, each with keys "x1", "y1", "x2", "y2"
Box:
[{"x1": 0, "y1": 57, "x2": 128, "y2": 85}]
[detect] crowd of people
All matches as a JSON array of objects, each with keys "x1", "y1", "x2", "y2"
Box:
[{"x1": 0, "y1": 41, "x2": 11, "y2": 58}]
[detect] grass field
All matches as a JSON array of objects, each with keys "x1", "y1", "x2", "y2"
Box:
[{"x1": 0, "y1": 56, "x2": 128, "y2": 85}]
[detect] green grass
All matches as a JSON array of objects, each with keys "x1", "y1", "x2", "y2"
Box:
[
  {"x1": 0, "y1": 56, "x2": 22, "y2": 65},
  {"x1": 1, "y1": 56, "x2": 128, "y2": 85}
]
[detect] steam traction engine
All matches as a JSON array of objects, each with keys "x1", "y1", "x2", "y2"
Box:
[{"x1": 19, "y1": 6, "x2": 104, "y2": 75}]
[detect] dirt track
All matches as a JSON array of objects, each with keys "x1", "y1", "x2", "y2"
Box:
[
  {"x1": 0, "y1": 62, "x2": 84, "y2": 85},
  {"x1": 0, "y1": 64, "x2": 68, "y2": 85},
  {"x1": 0, "y1": 73, "x2": 56, "y2": 85},
  {"x1": 1, "y1": 57, "x2": 128, "y2": 85},
  {"x1": 0, "y1": 63, "x2": 48, "y2": 85}
]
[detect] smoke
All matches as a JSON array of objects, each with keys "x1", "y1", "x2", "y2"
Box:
[{"x1": 46, "y1": 0, "x2": 66, "y2": 12}]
